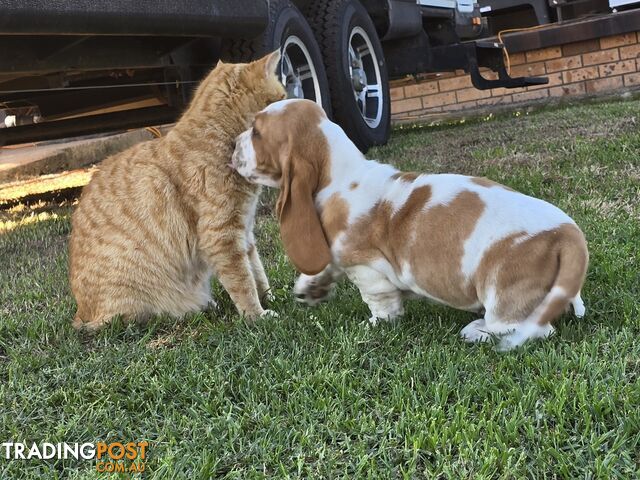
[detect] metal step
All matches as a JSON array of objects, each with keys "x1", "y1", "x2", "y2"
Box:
[
  {"x1": 470, "y1": 41, "x2": 549, "y2": 89},
  {"x1": 428, "y1": 40, "x2": 549, "y2": 90}
]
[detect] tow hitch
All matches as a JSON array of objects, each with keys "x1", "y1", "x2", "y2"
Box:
[
  {"x1": 384, "y1": 33, "x2": 548, "y2": 90},
  {"x1": 429, "y1": 40, "x2": 549, "y2": 90}
]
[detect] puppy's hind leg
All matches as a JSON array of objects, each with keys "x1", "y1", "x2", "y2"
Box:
[
  {"x1": 461, "y1": 310, "x2": 553, "y2": 351},
  {"x1": 496, "y1": 321, "x2": 554, "y2": 351},
  {"x1": 460, "y1": 318, "x2": 492, "y2": 343},
  {"x1": 572, "y1": 293, "x2": 586, "y2": 318},
  {"x1": 346, "y1": 266, "x2": 404, "y2": 325}
]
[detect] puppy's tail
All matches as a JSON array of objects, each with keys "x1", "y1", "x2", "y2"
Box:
[{"x1": 533, "y1": 226, "x2": 589, "y2": 326}]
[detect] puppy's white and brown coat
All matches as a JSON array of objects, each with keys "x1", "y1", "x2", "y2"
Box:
[{"x1": 232, "y1": 99, "x2": 588, "y2": 350}]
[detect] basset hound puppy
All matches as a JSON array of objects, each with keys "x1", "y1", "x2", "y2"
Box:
[{"x1": 231, "y1": 99, "x2": 588, "y2": 350}]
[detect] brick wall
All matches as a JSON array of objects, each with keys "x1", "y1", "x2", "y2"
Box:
[{"x1": 390, "y1": 31, "x2": 640, "y2": 122}]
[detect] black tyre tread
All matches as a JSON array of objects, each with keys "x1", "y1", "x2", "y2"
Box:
[
  {"x1": 220, "y1": 0, "x2": 287, "y2": 62},
  {"x1": 220, "y1": 38, "x2": 258, "y2": 62},
  {"x1": 220, "y1": 31, "x2": 262, "y2": 63},
  {"x1": 304, "y1": 0, "x2": 348, "y2": 118},
  {"x1": 305, "y1": 0, "x2": 390, "y2": 150},
  {"x1": 221, "y1": 0, "x2": 333, "y2": 117}
]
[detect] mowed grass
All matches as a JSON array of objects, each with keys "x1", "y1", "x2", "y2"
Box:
[{"x1": 1, "y1": 98, "x2": 639, "y2": 479}]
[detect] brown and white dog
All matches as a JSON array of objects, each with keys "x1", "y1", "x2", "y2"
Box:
[{"x1": 231, "y1": 99, "x2": 588, "y2": 350}]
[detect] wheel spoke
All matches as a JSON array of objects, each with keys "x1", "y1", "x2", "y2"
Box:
[
  {"x1": 366, "y1": 85, "x2": 381, "y2": 98},
  {"x1": 281, "y1": 36, "x2": 323, "y2": 106},
  {"x1": 349, "y1": 45, "x2": 359, "y2": 70},
  {"x1": 281, "y1": 53, "x2": 294, "y2": 85},
  {"x1": 357, "y1": 45, "x2": 371, "y2": 58},
  {"x1": 358, "y1": 89, "x2": 368, "y2": 118},
  {"x1": 348, "y1": 28, "x2": 385, "y2": 128},
  {"x1": 297, "y1": 64, "x2": 313, "y2": 81},
  {"x1": 285, "y1": 54, "x2": 294, "y2": 77}
]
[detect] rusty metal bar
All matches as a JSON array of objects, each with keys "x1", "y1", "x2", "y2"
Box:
[{"x1": 0, "y1": 106, "x2": 178, "y2": 146}]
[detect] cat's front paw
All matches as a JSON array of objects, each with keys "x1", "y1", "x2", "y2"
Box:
[
  {"x1": 204, "y1": 299, "x2": 218, "y2": 314},
  {"x1": 260, "y1": 290, "x2": 275, "y2": 308}
]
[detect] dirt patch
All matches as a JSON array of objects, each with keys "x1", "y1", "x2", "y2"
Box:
[
  {"x1": 580, "y1": 196, "x2": 639, "y2": 219},
  {"x1": 146, "y1": 322, "x2": 201, "y2": 350}
]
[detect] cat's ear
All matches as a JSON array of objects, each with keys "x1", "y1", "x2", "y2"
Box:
[
  {"x1": 276, "y1": 148, "x2": 332, "y2": 275},
  {"x1": 263, "y1": 49, "x2": 282, "y2": 77}
]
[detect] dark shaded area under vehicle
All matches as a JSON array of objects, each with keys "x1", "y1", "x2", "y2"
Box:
[{"x1": 0, "y1": 0, "x2": 549, "y2": 147}]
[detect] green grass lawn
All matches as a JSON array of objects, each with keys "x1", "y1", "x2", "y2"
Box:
[{"x1": 1, "y1": 99, "x2": 639, "y2": 479}]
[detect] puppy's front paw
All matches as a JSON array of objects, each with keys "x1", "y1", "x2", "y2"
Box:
[
  {"x1": 293, "y1": 282, "x2": 333, "y2": 306},
  {"x1": 367, "y1": 314, "x2": 398, "y2": 327}
]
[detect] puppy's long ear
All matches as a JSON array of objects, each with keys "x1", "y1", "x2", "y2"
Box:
[{"x1": 276, "y1": 149, "x2": 332, "y2": 275}]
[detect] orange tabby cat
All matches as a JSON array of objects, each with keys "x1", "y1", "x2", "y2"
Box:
[{"x1": 69, "y1": 51, "x2": 286, "y2": 332}]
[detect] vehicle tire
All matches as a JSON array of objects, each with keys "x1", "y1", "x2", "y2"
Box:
[
  {"x1": 220, "y1": 0, "x2": 332, "y2": 116},
  {"x1": 306, "y1": 0, "x2": 391, "y2": 152}
]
